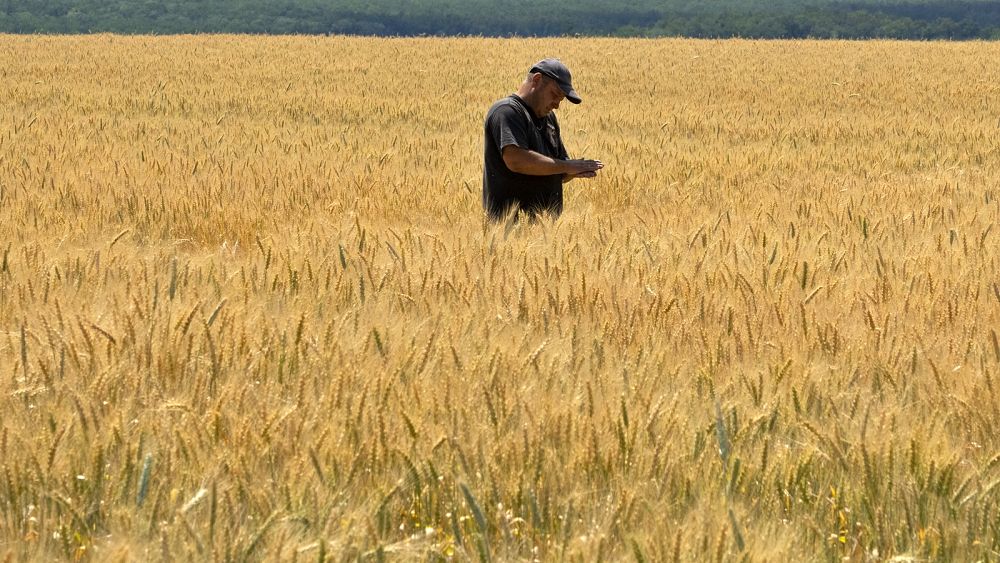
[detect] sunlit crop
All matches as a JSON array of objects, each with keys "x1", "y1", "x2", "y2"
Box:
[{"x1": 2, "y1": 35, "x2": 1000, "y2": 561}]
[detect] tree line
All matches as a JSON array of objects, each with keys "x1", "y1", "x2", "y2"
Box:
[{"x1": 2, "y1": 0, "x2": 999, "y2": 39}]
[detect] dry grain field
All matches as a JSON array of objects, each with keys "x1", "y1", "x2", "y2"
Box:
[{"x1": 2, "y1": 35, "x2": 1000, "y2": 561}]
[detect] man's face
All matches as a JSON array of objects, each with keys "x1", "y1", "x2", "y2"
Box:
[{"x1": 536, "y1": 75, "x2": 566, "y2": 116}]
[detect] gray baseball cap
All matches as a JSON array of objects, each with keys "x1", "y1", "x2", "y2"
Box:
[{"x1": 530, "y1": 58, "x2": 582, "y2": 104}]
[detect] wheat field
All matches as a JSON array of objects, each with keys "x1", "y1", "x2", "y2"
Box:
[{"x1": 2, "y1": 35, "x2": 1000, "y2": 561}]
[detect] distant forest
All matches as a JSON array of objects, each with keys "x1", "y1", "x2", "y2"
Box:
[{"x1": 3, "y1": 0, "x2": 1000, "y2": 39}]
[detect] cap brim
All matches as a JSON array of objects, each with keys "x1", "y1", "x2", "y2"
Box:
[{"x1": 556, "y1": 82, "x2": 581, "y2": 104}]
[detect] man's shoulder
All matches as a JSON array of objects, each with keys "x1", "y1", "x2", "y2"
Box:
[
  {"x1": 486, "y1": 96, "x2": 528, "y2": 121},
  {"x1": 488, "y1": 95, "x2": 520, "y2": 111}
]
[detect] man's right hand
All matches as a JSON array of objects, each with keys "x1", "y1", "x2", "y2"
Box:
[{"x1": 564, "y1": 159, "x2": 604, "y2": 175}]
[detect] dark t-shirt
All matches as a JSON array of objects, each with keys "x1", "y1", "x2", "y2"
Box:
[{"x1": 483, "y1": 95, "x2": 568, "y2": 220}]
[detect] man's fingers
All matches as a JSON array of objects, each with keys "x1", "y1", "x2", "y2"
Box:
[
  {"x1": 564, "y1": 159, "x2": 604, "y2": 176},
  {"x1": 571, "y1": 160, "x2": 602, "y2": 172}
]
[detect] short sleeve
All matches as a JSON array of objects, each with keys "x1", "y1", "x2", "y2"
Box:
[{"x1": 488, "y1": 104, "x2": 531, "y2": 154}]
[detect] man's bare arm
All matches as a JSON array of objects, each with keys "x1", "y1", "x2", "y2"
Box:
[{"x1": 502, "y1": 145, "x2": 603, "y2": 177}]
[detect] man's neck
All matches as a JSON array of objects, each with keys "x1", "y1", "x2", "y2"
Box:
[{"x1": 513, "y1": 92, "x2": 544, "y2": 120}]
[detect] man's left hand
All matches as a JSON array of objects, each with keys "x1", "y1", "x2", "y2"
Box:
[{"x1": 564, "y1": 170, "x2": 598, "y2": 182}]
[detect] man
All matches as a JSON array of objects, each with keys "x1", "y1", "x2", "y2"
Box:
[{"x1": 483, "y1": 58, "x2": 604, "y2": 222}]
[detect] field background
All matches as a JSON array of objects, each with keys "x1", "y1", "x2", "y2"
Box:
[{"x1": 2, "y1": 36, "x2": 1000, "y2": 561}]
